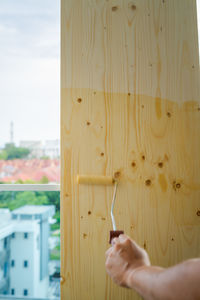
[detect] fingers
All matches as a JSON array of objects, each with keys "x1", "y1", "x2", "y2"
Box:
[
  {"x1": 111, "y1": 234, "x2": 128, "y2": 246},
  {"x1": 111, "y1": 237, "x2": 119, "y2": 246},
  {"x1": 107, "y1": 234, "x2": 142, "y2": 258},
  {"x1": 105, "y1": 247, "x2": 113, "y2": 258}
]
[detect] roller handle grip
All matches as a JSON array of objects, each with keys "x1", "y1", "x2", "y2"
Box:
[{"x1": 109, "y1": 230, "x2": 124, "y2": 244}]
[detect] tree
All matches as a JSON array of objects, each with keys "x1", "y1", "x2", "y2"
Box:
[
  {"x1": 39, "y1": 176, "x2": 49, "y2": 184},
  {"x1": 0, "y1": 143, "x2": 30, "y2": 160},
  {"x1": 0, "y1": 150, "x2": 8, "y2": 160}
]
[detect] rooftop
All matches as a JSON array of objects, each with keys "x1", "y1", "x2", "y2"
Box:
[
  {"x1": 12, "y1": 205, "x2": 55, "y2": 220},
  {"x1": 0, "y1": 159, "x2": 60, "y2": 183},
  {"x1": 13, "y1": 205, "x2": 54, "y2": 215}
]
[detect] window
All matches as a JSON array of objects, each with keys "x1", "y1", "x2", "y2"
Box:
[
  {"x1": 3, "y1": 237, "x2": 7, "y2": 249},
  {"x1": 0, "y1": 0, "x2": 60, "y2": 297},
  {"x1": 11, "y1": 289, "x2": 15, "y2": 295},
  {"x1": 11, "y1": 260, "x2": 15, "y2": 267},
  {"x1": 24, "y1": 233, "x2": 28, "y2": 239},
  {"x1": 11, "y1": 232, "x2": 15, "y2": 238},
  {"x1": 23, "y1": 289, "x2": 28, "y2": 296},
  {"x1": 24, "y1": 260, "x2": 28, "y2": 268},
  {"x1": 3, "y1": 262, "x2": 8, "y2": 278}
]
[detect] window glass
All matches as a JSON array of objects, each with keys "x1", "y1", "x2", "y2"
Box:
[
  {"x1": 11, "y1": 289, "x2": 15, "y2": 295},
  {"x1": 24, "y1": 260, "x2": 28, "y2": 268},
  {"x1": 0, "y1": 0, "x2": 60, "y2": 184},
  {"x1": 24, "y1": 233, "x2": 28, "y2": 239},
  {"x1": 11, "y1": 260, "x2": 15, "y2": 267}
]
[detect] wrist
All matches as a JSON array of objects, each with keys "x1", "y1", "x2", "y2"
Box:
[{"x1": 125, "y1": 265, "x2": 149, "y2": 288}]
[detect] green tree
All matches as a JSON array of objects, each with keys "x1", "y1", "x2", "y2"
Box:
[
  {"x1": 39, "y1": 176, "x2": 49, "y2": 184},
  {"x1": 2, "y1": 143, "x2": 30, "y2": 160},
  {"x1": 0, "y1": 191, "x2": 49, "y2": 211},
  {"x1": 0, "y1": 150, "x2": 8, "y2": 160}
]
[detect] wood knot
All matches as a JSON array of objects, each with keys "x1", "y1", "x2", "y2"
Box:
[
  {"x1": 158, "y1": 162, "x2": 163, "y2": 168},
  {"x1": 145, "y1": 179, "x2": 151, "y2": 186},
  {"x1": 114, "y1": 171, "x2": 121, "y2": 179},
  {"x1": 86, "y1": 121, "x2": 91, "y2": 126},
  {"x1": 173, "y1": 181, "x2": 181, "y2": 191},
  {"x1": 131, "y1": 161, "x2": 136, "y2": 167},
  {"x1": 131, "y1": 4, "x2": 136, "y2": 10},
  {"x1": 77, "y1": 98, "x2": 82, "y2": 103},
  {"x1": 196, "y1": 210, "x2": 200, "y2": 217},
  {"x1": 166, "y1": 112, "x2": 171, "y2": 118},
  {"x1": 88, "y1": 211, "x2": 91, "y2": 215},
  {"x1": 83, "y1": 233, "x2": 87, "y2": 239},
  {"x1": 112, "y1": 6, "x2": 118, "y2": 11}
]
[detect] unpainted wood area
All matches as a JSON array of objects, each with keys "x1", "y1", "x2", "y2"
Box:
[{"x1": 61, "y1": 0, "x2": 200, "y2": 299}]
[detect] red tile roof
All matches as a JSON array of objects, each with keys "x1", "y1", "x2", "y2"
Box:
[{"x1": 0, "y1": 159, "x2": 60, "y2": 183}]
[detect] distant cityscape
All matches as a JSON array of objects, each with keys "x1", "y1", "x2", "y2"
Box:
[
  {"x1": 19, "y1": 140, "x2": 60, "y2": 160},
  {"x1": 0, "y1": 159, "x2": 60, "y2": 184},
  {"x1": 0, "y1": 133, "x2": 61, "y2": 298},
  {"x1": 0, "y1": 138, "x2": 60, "y2": 184}
]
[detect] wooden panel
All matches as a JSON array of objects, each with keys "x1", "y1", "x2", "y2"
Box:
[{"x1": 61, "y1": 1, "x2": 200, "y2": 299}]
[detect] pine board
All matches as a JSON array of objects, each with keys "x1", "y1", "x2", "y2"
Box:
[{"x1": 61, "y1": 1, "x2": 200, "y2": 299}]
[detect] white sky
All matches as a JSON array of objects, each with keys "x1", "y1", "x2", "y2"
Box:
[
  {"x1": 0, "y1": 1, "x2": 199, "y2": 148},
  {"x1": 0, "y1": 0, "x2": 60, "y2": 147}
]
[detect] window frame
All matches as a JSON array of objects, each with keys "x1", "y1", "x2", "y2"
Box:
[{"x1": 0, "y1": 184, "x2": 60, "y2": 192}]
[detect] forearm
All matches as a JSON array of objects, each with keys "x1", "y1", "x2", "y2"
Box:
[
  {"x1": 126, "y1": 266, "x2": 163, "y2": 300},
  {"x1": 126, "y1": 259, "x2": 200, "y2": 300}
]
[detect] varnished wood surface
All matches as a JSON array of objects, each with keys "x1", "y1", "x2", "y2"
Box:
[{"x1": 61, "y1": 1, "x2": 200, "y2": 299}]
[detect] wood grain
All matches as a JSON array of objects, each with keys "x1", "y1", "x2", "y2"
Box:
[{"x1": 61, "y1": 1, "x2": 200, "y2": 299}]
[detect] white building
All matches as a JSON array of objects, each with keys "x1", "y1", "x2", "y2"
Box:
[
  {"x1": 19, "y1": 141, "x2": 44, "y2": 158},
  {"x1": 19, "y1": 140, "x2": 60, "y2": 159},
  {"x1": 0, "y1": 205, "x2": 55, "y2": 298}
]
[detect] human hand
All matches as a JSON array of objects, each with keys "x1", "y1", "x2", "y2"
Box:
[{"x1": 105, "y1": 234, "x2": 150, "y2": 287}]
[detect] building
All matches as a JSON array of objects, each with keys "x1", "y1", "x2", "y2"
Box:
[
  {"x1": 0, "y1": 205, "x2": 55, "y2": 298},
  {"x1": 19, "y1": 140, "x2": 60, "y2": 159},
  {"x1": 19, "y1": 141, "x2": 44, "y2": 159},
  {"x1": 44, "y1": 140, "x2": 60, "y2": 159}
]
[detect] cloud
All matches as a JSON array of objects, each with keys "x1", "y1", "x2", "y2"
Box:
[
  {"x1": 0, "y1": 0, "x2": 60, "y2": 59},
  {"x1": 0, "y1": 0, "x2": 60, "y2": 147}
]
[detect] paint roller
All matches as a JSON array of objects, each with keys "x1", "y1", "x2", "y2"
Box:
[{"x1": 77, "y1": 174, "x2": 124, "y2": 243}]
